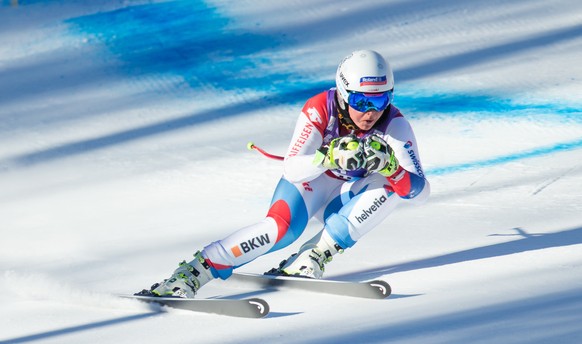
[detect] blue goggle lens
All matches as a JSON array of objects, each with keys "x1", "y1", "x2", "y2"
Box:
[{"x1": 348, "y1": 90, "x2": 392, "y2": 112}]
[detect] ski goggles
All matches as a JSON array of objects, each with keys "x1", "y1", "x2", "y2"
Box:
[{"x1": 347, "y1": 90, "x2": 393, "y2": 112}]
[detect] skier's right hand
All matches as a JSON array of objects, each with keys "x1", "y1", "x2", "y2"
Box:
[{"x1": 313, "y1": 134, "x2": 365, "y2": 171}]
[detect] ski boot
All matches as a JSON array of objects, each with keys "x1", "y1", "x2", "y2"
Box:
[
  {"x1": 266, "y1": 230, "x2": 343, "y2": 279},
  {"x1": 136, "y1": 251, "x2": 213, "y2": 298}
]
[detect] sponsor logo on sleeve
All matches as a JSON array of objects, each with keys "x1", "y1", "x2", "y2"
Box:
[
  {"x1": 404, "y1": 141, "x2": 425, "y2": 178},
  {"x1": 288, "y1": 122, "x2": 314, "y2": 157}
]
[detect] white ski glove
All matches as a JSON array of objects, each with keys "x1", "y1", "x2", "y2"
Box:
[
  {"x1": 313, "y1": 134, "x2": 365, "y2": 171},
  {"x1": 363, "y1": 134, "x2": 400, "y2": 176}
]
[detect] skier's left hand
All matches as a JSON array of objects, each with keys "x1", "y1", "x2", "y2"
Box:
[{"x1": 363, "y1": 134, "x2": 399, "y2": 176}]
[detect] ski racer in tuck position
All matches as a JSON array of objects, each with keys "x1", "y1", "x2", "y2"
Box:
[{"x1": 138, "y1": 50, "x2": 431, "y2": 298}]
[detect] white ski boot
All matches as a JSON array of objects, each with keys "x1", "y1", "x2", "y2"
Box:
[
  {"x1": 268, "y1": 230, "x2": 343, "y2": 279},
  {"x1": 137, "y1": 251, "x2": 214, "y2": 298}
]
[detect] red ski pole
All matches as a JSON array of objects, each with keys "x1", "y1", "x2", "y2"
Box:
[{"x1": 247, "y1": 142, "x2": 284, "y2": 161}]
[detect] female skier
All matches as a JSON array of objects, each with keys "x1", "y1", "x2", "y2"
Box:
[{"x1": 139, "y1": 50, "x2": 430, "y2": 298}]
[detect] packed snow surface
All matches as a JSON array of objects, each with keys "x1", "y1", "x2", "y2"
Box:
[{"x1": 1, "y1": 0, "x2": 581, "y2": 343}]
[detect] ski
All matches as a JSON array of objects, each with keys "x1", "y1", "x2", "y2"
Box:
[
  {"x1": 121, "y1": 295, "x2": 270, "y2": 318},
  {"x1": 230, "y1": 273, "x2": 391, "y2": 299}
]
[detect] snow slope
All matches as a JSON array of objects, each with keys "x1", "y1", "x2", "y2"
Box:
[{"x1": 1, "y1": 0, "x2": 581, "y2": 343}]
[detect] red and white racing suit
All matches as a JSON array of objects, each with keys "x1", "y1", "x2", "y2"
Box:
[{"x1": 201, "y1": 88, "x2": 430, "y2": 279}]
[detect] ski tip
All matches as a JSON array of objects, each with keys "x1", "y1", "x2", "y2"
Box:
[
  {"x1": 368, "y1": 280, "x2": 392, "y2": 299},
  {"x1": 247, "y1": 298, "x2": 270, "y2": 318}
]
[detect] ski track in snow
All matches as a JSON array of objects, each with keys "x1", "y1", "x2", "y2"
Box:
[{"x1": 1, "y1": 0, "x2": 581, "y2": 343}]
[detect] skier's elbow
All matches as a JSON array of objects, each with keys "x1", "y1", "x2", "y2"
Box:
[{"x1": 402, "y1": 177, "x2": 430, "y2": 204}]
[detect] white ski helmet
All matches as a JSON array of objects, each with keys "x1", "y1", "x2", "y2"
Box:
[{"x1": 335, "y1": 50, "x2": 394, "y2": 105}]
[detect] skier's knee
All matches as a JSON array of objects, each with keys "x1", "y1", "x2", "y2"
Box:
[{"x1": 324, "y1": 213, "x2": 357, "y2": 249}]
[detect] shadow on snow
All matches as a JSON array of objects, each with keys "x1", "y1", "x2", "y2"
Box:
[
  {"x1": 0, "y1": 312, "x2": 160, "y2": 344},
  {"x1": 334, "y1": 225, "x2": 582, "y2": 281},
  {"x1": 312, "y1": 288, "x2": 582, "y2": 343}
]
